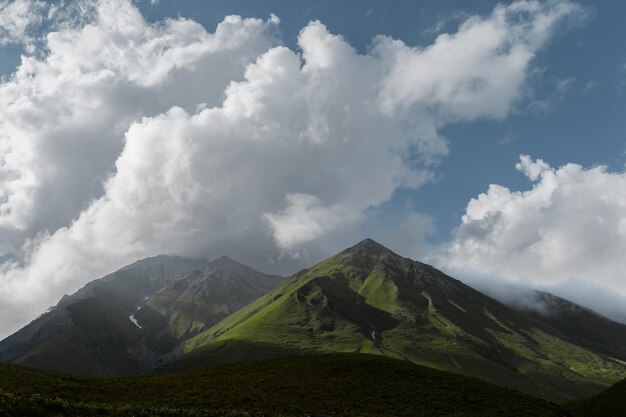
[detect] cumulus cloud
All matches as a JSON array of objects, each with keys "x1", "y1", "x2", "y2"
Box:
[
  {"x1": 438, "y1": 156, "x2": 626, "y2": 321},
  {"x1": 0, "y1": 1, "x2": 278, "y2": 249},
  {"x1": 0, "y1": 0, "x2": 580, "y2": 337},
  {"x1": 378, "y1": 0, "x2": 583, "y2": 120}
]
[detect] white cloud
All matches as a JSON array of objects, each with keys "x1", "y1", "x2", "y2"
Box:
[
  {"x1": 0, "y1": 0, "x2": 581, "y2": 337},
  {"x1": 516, "y1": 154, "x2": 551, "y2": 180},
  {"x1": 377, "y1": 0, "x2": 583, "y2": 121},
  {"x1": 438, "y1": 156, "x2": 626, "y2": 321},
  {"x1": 264, "y1": 194, "x2": 362, "y2": 250},
  {"x1": 0, "y1": 0, "x2": 278, "y2": 248},
  {"x1": 0, "y1": 0, "x2": 46, "y2": 50}
]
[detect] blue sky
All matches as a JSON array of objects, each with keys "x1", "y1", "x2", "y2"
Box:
[{"x1": 2, "y1": 0, "x2": 626, "y2": 335}]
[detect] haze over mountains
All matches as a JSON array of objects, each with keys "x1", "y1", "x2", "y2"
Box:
[
  {"x1": 2, "y1": 238, "x2": 626, "y2": 404},
  {"x1": 0, "y1": 255, "x2": 282, "y2": 376}
]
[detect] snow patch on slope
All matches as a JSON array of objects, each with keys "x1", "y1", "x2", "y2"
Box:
[{"x1": 129, "y1": 314, "x2": 142, "y2": 329}]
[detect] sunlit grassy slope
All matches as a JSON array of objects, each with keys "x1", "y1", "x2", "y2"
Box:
[
  {"x1": 175, "y1": 239, "x2": 626, "y2": 402},
  {"x1": 0, "y1": 353, "x2": 570, "y2": 417}
]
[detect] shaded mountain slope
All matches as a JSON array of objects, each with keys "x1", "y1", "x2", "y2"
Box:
[
  {"x1": 175, "y1": 239, "x2": 626, "y2": 402},
  {"x1": 135, "y1": 256, "x2": 284, "y2": 353},
  {"x1": 565, "y1": 377, "x2": 626, "y2": 417},
  {"x1": 0, "y1": 255, "x2": 282, "y2": 376},
  {"x1": 0, "y1": 354, "x2": 570, "y2": 417},
  {"x1": 512, "y1": 291, "x2": 626, "y2": 362}
]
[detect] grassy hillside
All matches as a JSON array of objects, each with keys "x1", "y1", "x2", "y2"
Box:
[
  {"x1": 177, "y1": 239, "x2": 626, "y2": 402},
  {"x1": 565, "y1": 378, "x2": 626, "y2": 417},
  {"x1": 0, "y1": 353, "x2": 571, "y2": 417},
  {"x1": 136, "y1": 256, "x2": 283, "y2": 351}
]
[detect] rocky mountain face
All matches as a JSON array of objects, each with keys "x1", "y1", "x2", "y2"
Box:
[
  {"x1": 173, "y1": 239, "x2": 626, "y2": 402},
  {"x1": 0, "y1": 255, "x2": 283, "y2": 376}
]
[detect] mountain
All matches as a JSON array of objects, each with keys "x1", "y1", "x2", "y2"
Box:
[
  {"x1": 0, "y1": 255, "x2": 283, "y2": 376},
  {"x1": 134, "y1": 255, "x2": 284, "y2": 354},
  {"x1": 172, "y1": 239, "x2": 626, "y2": 402},
  {"x1": 0, "y1": 353, "x2": 571, "y2": 417}
]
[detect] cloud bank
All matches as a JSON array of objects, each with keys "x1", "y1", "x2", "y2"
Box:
[
  {"x1": 439, "y1": 156, "x2": 626, "y2": 322},
  {"x1": 0, "y1": 0, "x2": 580, "y2": 337}
]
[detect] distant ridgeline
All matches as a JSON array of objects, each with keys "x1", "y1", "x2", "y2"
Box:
[
  {"x1": 0, "y1": 254, "x2": 283, "y2": 376},
  {"x1": 2, "y1": 239, "x2": 626, "y2": 404}
]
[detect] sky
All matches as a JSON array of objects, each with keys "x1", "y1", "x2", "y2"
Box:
[{"x1": 0, "y1": 0, "x2": 626, "y2": 337}]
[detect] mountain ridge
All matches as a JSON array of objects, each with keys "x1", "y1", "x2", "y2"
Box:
[
  {"x1": 172, "y1": 239, "x2": 626, "y2": 402},
  {"x1": 0, "y1": 254, "x2": 283, "y2": 376},
  {"x1": 3, "y1": 238, "x2": 626, "y2": 403}
]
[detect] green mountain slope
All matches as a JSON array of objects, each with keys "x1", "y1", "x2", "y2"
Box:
[
  {"x1": 175, "y1": 239, "x2": 626, "y2": 402},
  {"x1": 0, "y1": 354, "x2": 571, "y2": 417},
  {"x1": 0, "y1": 255, "x2": 282, "y2": 376},
  {"x1": 135, "y1": 256, "x2": 284, "y2": 353}
]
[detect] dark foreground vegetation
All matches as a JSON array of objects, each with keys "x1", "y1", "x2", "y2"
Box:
[
  {"x1": 0, "y1": 353, "x2": 569, "y2": 417},
  {"x1": 565, "y1": 377, "x2": 626, "y2": 417}
]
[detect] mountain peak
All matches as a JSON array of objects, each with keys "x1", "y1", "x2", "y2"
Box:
[
  {"x1": 343, "y1": 238, "x2": 397, "y2": 258},
  {"x1": 209, "y1": 255, "x2": 249, "y2": 270},
  {"x1": 351, "y1": 238, "x2": 387, "y2": 251},
  {"x1": 210, "y1": 255, "x2": 237, "y2": 264},
  {"x1": 120, "y1": 254, "x2": 208, "y2": 273},
  {"x1": 207, "y1": 256, "x2": 283, "y2": 282}
]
